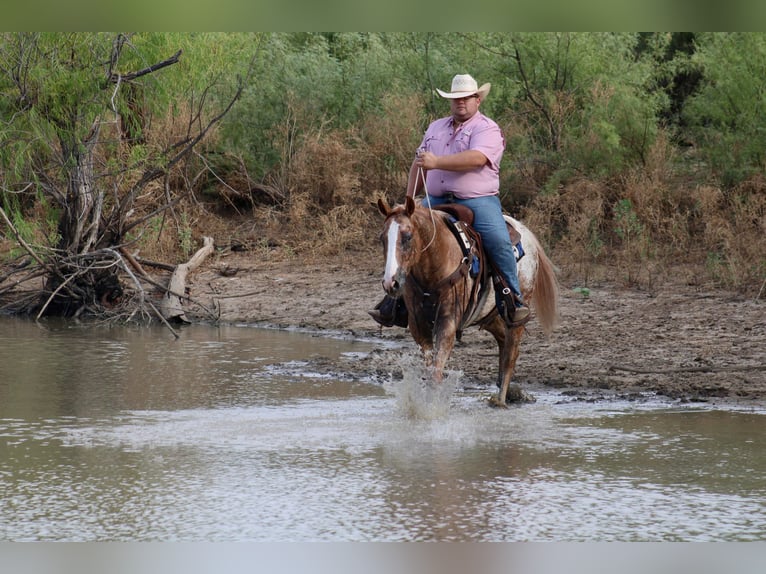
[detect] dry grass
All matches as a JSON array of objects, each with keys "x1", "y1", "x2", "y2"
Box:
[
  {"x1": 10, "y1": 102, "x2": 762, "y2": 298},
  {"x1": 695, "y1": 177, "x2": 766, "y2": 290},
  {"x1": 523, "y1": 140, "x2": 765, "y2": 294}
]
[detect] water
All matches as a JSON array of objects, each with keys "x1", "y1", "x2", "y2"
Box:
[{"x1": 1, "y1": 316, "x2": 764, "y2": 542}]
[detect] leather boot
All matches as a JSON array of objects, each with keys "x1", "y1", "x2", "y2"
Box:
[
  {"x1": 498, "y1": 292, "x2": 531, "y2": 328},
  {"x1": 368, "y1": 295, "x2": 408, "y2": 328}
]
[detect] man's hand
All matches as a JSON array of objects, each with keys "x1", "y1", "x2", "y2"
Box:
[{"x1": 414, "y1": 150, "x2": 438, "y2": 170}]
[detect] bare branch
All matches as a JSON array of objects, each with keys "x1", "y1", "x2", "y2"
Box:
[
  {"x1": 147, "y1": 300, "x2": 180, "y2": 338},
  {"x1": 107, "y1": 33, "x2": 129, "y2": 81},
  {"x1": 513, "y1": 45, "x2": 559, "y2": 151},
  {"x1": 160, "y1": 236, "x2": 215, "y2": 323},
  {"x1": 121, "y1": 78, "x2": 246, "y2": 236},
  {"x1": 109, "y1": 49, "x2": 182, "y2": 83},
  {"x1": 36, "y1": 268, "x2": 79, "y2": 320},
  {"x1": 0, "y1": 203, "x2": 53, "y2": 272},
  {"x1": 121, "y1": 192, "x2": 184, "y2": 236}
]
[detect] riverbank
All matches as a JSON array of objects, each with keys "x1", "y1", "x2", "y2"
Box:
[{"x1": 186, "y1": 250, "x2": 766, "y2": 408}]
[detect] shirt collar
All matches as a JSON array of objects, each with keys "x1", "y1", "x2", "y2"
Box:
[{"x1": 450, "y1": 111, "x2": 481, "y2": 131}]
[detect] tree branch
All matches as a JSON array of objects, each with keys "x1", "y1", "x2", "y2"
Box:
[
  {"x1": 513, "y1": 45, "x2": 559, "y2": 151},
  {"x1": 120, "y1": 78, "x2": 246, "y2": 237},
  {"x1": 0, "y1": 204, "x2": 53, "y2": 272},
  {"x1": 109, "y1": 49, "x2": 182, "y2": 83}
]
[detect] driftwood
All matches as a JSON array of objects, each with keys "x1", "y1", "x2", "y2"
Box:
[{"x1": 160, "y1": 236, "x2": 214, "y2": 323}]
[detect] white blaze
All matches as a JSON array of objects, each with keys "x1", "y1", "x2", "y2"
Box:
[{"x1": 383, "y1": 221, "x2": 401, "y2": 288}]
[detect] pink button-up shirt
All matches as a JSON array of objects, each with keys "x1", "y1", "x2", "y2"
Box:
[{"x1": 420, "y1": 111, "x2": 505, "y2": 199}]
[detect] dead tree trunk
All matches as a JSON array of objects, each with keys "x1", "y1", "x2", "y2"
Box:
[
  {"x1": 42, "y1": 120, "x2": 119, "y2": 317},
  {"x1": 160, "y1": 236, "x2": 215, "y2": 323},
  {"x1": 58, "y1": 120, "x2": 102, "y2": 255}
]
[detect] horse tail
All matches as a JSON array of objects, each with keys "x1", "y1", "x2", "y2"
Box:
[{"x1": 532, "y1": 239, "x2": 560, "y2": 335}]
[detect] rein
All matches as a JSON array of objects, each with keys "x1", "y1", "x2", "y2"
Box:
[
  {"x1": 405, "y1": 211, "x2": 488, "y2": 334},
  {"x1": 418, "y1": 167, "x2": 437, "y2": 252}
]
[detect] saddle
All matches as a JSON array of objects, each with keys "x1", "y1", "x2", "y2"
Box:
[
  {"x1": 433, "y1": 203, "x2": 474, "y2": 226},
  {"x1": 435, "y1": 204, "x2": 527, "y2": 332},
  {"x1": 433, "y1": 204, "x2": 523, "y2": 258}
]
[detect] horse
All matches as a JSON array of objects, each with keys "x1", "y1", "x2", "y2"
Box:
[{"x1": 376, "y1": 195, "x2": 559, "y2": 407}]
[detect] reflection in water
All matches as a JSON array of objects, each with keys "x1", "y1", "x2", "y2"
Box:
[{"x1": 0, "y1": 316, "x2": 764, "y2": 541}]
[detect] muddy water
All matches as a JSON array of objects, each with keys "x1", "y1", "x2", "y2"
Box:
[{"x1": 1, "y1": 316, "x2": 764, "y2": 542}]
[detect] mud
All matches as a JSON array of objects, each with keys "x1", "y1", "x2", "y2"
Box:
[{"x1": 186, "y1": 251, "x2": 766, "y2": 409}]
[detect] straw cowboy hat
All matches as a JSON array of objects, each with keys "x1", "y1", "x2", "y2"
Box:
[{"x1": 436, "y1": 74, "x2": 491, "y2": 99}]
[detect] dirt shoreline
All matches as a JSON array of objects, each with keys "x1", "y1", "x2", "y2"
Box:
[{"x1": 185, "y1": 251, "x2": 766, "y2": 409}]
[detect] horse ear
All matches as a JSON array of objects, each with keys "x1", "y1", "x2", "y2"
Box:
[
  {"x1": 405, "y1": 196, "x2": 416, "y2": 216},
  {"x1": 377, "y1": 197, "x2": 391, "y2": 216}
]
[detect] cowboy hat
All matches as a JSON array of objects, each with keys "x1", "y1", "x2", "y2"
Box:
[{"x1": 436, "y1": 74, "x2": 491, "y2": 99}]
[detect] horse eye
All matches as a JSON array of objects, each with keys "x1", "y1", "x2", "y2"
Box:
[{"x1": 401, "y1": 231, "x2": 413, "y2": 247}]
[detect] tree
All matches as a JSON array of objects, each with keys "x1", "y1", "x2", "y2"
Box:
[
  {"x1": 682, "y1": 32, "x2": 766, "y2": 186},
  {"x1": 0, "y1": 32, "x2": 250, "y2": 321}
]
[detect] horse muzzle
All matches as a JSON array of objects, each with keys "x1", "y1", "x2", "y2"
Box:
[{"x1": 382, "y1": 274, "x2": 404, "y2": 297}]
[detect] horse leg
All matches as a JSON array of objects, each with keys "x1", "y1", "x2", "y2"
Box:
[
  {"x1": 408, "y1": 306, "x2": 457, "y2": 384},
  {"x1": 484, "y1": 318, "x2": 524, "y2": 408},
  {"x1": 408, "y1": 321, "x2": 437, "y2": 375},
  {"x1": 408, "y1": 303, "x2": 458, "y2": 383},
  {"x1": 431, "y1": 326, "x2": 458, "y2": 384},
  {"x1": 496, "y1": 326, "x2": 523, "y2": 405}
]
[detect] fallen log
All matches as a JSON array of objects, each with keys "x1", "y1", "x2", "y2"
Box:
[{"x1": 160, "y1": 236, "x2": 214, "y2": 323}]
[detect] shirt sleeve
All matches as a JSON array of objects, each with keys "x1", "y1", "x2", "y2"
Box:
[{"x1": 468, "y1": 119, "x2": 505, "y2": 171}]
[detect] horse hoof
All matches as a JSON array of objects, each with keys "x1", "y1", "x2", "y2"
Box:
[{"x1": 488, "y1": 396, "x2": 509, "y2": 409}]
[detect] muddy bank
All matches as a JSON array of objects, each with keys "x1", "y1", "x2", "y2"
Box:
[{"x1": 185, "y1": 251, "x2": 766, "y2": 409}]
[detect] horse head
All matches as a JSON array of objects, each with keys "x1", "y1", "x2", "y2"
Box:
[{"x1": 377, "y1": 196, "x2": 419, "y2": 297}]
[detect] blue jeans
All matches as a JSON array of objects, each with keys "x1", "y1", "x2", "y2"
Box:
[{"x1": 424, "y1": 194, "x2": 522, "y2": 301}]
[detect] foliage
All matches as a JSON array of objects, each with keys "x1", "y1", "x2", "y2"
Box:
[
  {"x1": 1, "y1": 32, "x2": 765, "y2": 314},
  {"x1": 682, "y1": 33, "x2": 766, "y2": 187}
]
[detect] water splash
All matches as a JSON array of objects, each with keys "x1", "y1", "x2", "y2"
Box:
[{"x1": 379, "y1": 352, "x2": 462, "y2": 420}]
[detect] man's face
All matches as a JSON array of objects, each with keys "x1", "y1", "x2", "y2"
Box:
[{"x1": 450, "y1": 94, "x2": 481, "y2": 123}]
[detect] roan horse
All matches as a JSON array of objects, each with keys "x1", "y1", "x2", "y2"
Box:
[{"x1": 377, "y1": 196, "x2": 559, "y2": 407}]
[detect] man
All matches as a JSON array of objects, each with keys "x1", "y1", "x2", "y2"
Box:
[{"x1": 370, "y1": 73, "x2": 530, "y2": 328}]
